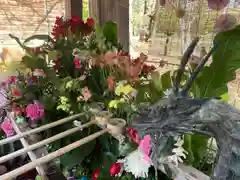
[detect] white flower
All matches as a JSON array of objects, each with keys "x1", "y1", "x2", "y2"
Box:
[
  {"x1": 73, "y1": 120, "x2": 82, "y2": 127},
  {"x1": 119, "y1": 149, "x2": 151, "y2": 178},
  {"x1": 166, "y1": 137, "x2": 188, "y2": 166},
  {"x1": 163, "y1": 89, "x2": 174, "y2": 97}
]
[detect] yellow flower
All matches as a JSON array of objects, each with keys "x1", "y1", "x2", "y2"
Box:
[
  {"x1": 108, "y1": 99, "x2": 125, "y2": 109},
  {"x1": 115, "y1": 84, "x2": 135, "y2": 96}
]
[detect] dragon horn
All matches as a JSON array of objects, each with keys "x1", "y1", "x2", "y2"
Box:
[
  {"x1": 180, "y1": 44, "x2": 218, "y2": 96},
  {"x1": 173, "y1": 37, "x2": 200, "y2": 94}
]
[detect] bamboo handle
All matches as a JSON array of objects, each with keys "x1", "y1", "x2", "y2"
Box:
[
  {"x1": 0, "y1": 112, "x2": 86, "y2": 146},
  {"x1": 0, "y1": 129, "x2": 109, "y2": 180},
  {"x1": 0, "y1": 120, "x2": 96, "y2": 164}
]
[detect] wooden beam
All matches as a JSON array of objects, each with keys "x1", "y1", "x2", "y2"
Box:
[{"x1": 65, "y1": 0, "x2": 83, "y2": 19}]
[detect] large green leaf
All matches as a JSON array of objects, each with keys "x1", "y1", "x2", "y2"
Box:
[
  {"x1": 60, "y1": 140, "x2": 96, "y2": 169},
  {"x1": 103, "y1": 21, "x2": 118, "y2": 44},
  {"x1": 196, "y1": 25, "x2": 240, "y2": 97},
  {"x1": 21, "y1": 55, "x2": 47, "y2": 70},
  {"x1": 151, "y1": 71, "x2": 172, "y2": 93}
]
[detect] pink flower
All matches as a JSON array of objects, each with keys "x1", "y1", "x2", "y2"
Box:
[
  {"x1": 26, "y1": 102, "x2": 45, "y2": 121},
  {"x1": 1, "y1": 119, "x2": 15, "y2": 137},
  {"x1": 74, "y1": 56, "x2": 81, "y2": 69},
  {"x1": 214, "y1": 14, "x2": 237, "y2": 32},
  {"x1": 12, "y1": 88, "x2": 22, "y2": 97},
  {"x1": 33, "y1": 69, "x2": 46, "y2": 77},
  {"x1": 8, "y1": 76, "x2": 16, "y2": 84},
  {"x1": 107, "y1": 76, "x2": 115, "y2": 90},
  {"x1": 78, "y1": 87, "x2": 91, "y2": 101}
]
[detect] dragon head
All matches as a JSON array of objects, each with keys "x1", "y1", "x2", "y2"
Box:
[{"x1": 131, "y1": 37, "x2": 217, "y2": 166}]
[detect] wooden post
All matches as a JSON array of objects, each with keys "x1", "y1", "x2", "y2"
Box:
[
  {"x1": 116, "y1": 0, "x2": 129, "y2": 52},
  {"x1": 65, "y1": 0, "x2": 83, "y2": 19},
  {"x1": 89, "y1": 0, "x2": 129, "y2": 52}
]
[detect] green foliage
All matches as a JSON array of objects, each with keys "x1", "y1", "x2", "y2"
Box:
[
  {"x1": 196, "y1": 25, "x2": 240, "y2": 97},
  {"x1": 184, "y1": 26, "x2": 240, "y2": 174},
  {"x1": 103, "y1": 21, "x2": 118, "y2": 46},
  {"x1": 147, "y1": 26, "x2": 240, "y2": 175}
]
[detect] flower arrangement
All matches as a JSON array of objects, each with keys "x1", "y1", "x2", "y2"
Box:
[
  {"x1": 1, "y1": 15, "x2": 159, "y2": 179},
  {"x1": 2, "y1": 16, "x2": 239, "y2": 180}
]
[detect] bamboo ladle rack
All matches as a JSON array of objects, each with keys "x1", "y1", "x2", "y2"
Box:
[{"x1": 0, "y1": 110, "x2": 126, "y2": 180}]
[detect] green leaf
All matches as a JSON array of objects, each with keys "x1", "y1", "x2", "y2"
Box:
[
  {"x1": 21, "y1": 55, "x2": 47, "y2": 70},
  {"x1": 183, "y1": 134, "x2": 194, "y2": 164},
  {"x1": 48, "y1": 51, "x2": 58, "y2": 61},
  {"x1": 103, "y1": 21, "x2": 118, "y2": 44},
  {"x1": 151, "y1": 71, "x2": 172, "y2": 93},
  {"x1": 196, "y1": 25, "x2": 240, "y2": 97},
  {"x1": 60, "y1": 140, "x2": 96, "y2": 169},
  {"x1": 35, "y1": 175, "x2": 42, "y2": 180}
]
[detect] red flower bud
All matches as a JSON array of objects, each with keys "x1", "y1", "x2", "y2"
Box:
[
  {"x1": 109, "y1": 163, "x2": 122, "y2": 176},
  {"x1": 87, "y1": 18, "x2": 94, "y2": 27},
  {"x1": 92, "y1": 168, "x2": 100, "y2": 180}
]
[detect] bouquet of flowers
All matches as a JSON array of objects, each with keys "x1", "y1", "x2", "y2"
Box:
[{"x1": 1, "y1": 16, "x2": 160, "y2": 179}]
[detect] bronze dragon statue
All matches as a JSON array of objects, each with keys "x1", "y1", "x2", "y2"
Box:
[{"x1": 131, "y1": 37, "x2": 240, "y2": 180}]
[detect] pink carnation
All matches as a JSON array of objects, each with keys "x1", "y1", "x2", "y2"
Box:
[
  {"x1": 1, "y1": 119, "x2": 15, "y2": 137},
  {"x1": 26, "y1": 102, "x2": 45, "y2": 121}
]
